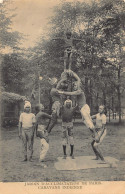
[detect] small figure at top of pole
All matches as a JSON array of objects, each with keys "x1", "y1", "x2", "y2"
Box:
[
  {"x1": 53, "y1": 29, "x2": 84, "y2": 71},
  {"x1": 64, "y1": 30, "x2": 73, "y2": 70}
]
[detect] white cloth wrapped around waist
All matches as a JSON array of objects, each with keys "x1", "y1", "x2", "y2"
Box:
[
  {"x1": 95, "y1": 126, "x2": 107, "y2": 132},
  {"x1": 62, "y1": 122, "x2": 73, "y2": 127},
  {"x1": 37, "y1": 125, "x2": 46, "y2": 133},
  {"x1": 22, "y1": 126, "x2": 33, "y2": 131},
  {"x1": 37, "y1": 125, "x2": 49, "y2": 142}
]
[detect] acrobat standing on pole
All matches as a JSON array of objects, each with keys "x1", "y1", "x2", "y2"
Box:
[{"x1": 53, "y1": 30, "x2": 84, "y2": 70}]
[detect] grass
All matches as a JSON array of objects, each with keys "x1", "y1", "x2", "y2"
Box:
[{"x1": 0, "y1": 121, "x2": 125, "y2": 182}]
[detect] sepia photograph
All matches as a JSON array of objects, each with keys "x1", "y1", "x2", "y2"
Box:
[{"x1": 0, "y1": 0, "x2": 125, "y2": 191}]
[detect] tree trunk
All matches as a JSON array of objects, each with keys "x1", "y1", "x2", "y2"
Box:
[
  {"x1": 117, "y1": 64, "x2": 122, "y2": 123},
  {"x1": 117, "y1": 86, "x2": 122, "y2": 123},
  {"x1": 112, "y1": 96, "x2": 114, "y2": 119},
  {"x1": 85, "y1": 77, "x2": 89, "y2": 104},
  {"x1": 103, "y1": 91, "x2": 106, "y2": 107},
  {"x1": 90, "y1": 79, "x2": 93, "y2": 113},
  {"x1": 109, "y1": 108, "x2": 111, "y2": 122}
]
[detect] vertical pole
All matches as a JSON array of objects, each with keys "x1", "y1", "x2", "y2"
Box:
[
  {"x1": 38, "y1": 80, "x2": 40, "y2": 104},
  {"x1": 117, "y1": 65, "x2": 121, "y2": 123},
  {"x1": 109, "y1": 108, "x2": 110, "y2": 122},
  {"x1": 112, "y1": 96, "x2": 114, "y2": 119},
  {"x1": 38, "y1": 71, "x2": 40, "y2": 104}
]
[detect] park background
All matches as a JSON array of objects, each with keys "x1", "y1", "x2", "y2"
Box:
[{"x1": 0, "y1": 0, "x2": 125, "y2": 182}]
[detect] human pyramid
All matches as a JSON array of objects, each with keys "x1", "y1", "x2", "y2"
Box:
[{"x1": 19, "y1": 31, "x2": 107, "y2": 168}]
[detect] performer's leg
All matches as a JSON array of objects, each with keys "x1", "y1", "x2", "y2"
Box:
[
  {"x1": 91, "y1": 140, "x2": 99, "y2": 160},
  {"x1": 80, "y1": 104, "x2": 96, "y2": 135},
  {"x1": 93, "y1": 143, "x2": 104, "y2": 161},
  {"x1": 56, "y1": 101, "x2": 61, "y2": 117},
  {"x1": 39, "y1": 138, "x2": 49, "y2": 162},
  {"x1": 93, "y1": 129, "x2": 107, "y2": 161},
  {"x1": 68, "y1": 127, "x2": 75, "y2": 158},
  {"x1": 62, "y1": 127, "x2": 67, "y2": 159},
  {"x1": 22, "y1": 130, "x2": 28, "y2": 161},
  {"x1": 47, "y1": 112, "x2": 57, "y2": 133},
  {"x1": 70, "y1": 145, "x2": 74, "y2": 156},
  {"x1": 69, "y1": 51, "x2": 72, "y2": 70},
  {"x1": 47, "y1": 101, "x2": 60, "y2": 133},
  {"x1": 63, "y1": 145, "x2": 67, "y2": 158},
  {"x1": 61, "y1": 71, "x2": 67, "y2": 80},
  {"x1": 27, "y1": 129, "x2": 34, "y2": 161},
  {"x1": 64, "y1": 50, "x2": 68, "y2": 70}
]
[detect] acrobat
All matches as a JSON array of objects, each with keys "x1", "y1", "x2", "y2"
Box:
[
  {"x1": 35, "y1": 104, "x2": 51, "y2": 167},
  {"x1": 57, "y1": 70, "x2": 96, "y2": 135},
  {"x1": 53, "y1": 31, "x2": 84, "y2": 70},
  {"x1": 61, "y1": 99, "x2": 77, "y2": 159},
  {"x1": 47, "y1": 73, "x2": 69, "y2": 133},
  {"x1": 91, "y1": 105, "x2": 107, "y2": 161}
]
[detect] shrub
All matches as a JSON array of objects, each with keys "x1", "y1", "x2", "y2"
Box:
[{"x1": 2, "y1": 117, "x2": 18, "y2": 127}]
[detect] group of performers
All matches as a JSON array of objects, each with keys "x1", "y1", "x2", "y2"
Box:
[{"x1": 18, "y1": 70, "x2": 107, "y2": 168}]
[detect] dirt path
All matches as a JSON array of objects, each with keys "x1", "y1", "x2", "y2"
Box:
[{"x1": 0, "y1": 122, "x2": 125, "y2": 182}]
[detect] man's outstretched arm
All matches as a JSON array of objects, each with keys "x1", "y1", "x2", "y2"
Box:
[
  {"x1": 56, "y1": 79, "x2": 66, "y2": 90},
  {"x1": 91, "y1": 115, "x2": 96, "y2": 119},
  {"x1": 67, "y1": 70, "x2": 81, "y2": 82},
  {"x1": 73, "y1": 104, "x2": 78, "y2": 112}
]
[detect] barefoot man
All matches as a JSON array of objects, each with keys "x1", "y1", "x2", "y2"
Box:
[
  {"x1": 61, "y1": 99, "x2": 77, "y2": 159},
  {"x1": 91, "y1": 105, "x2": 107, "y2": 161}
]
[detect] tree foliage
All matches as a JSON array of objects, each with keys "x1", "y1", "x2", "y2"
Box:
[
  {"x1": 2, "y1": 0, "x2": 124, "y2": 122},
  {"x1": 29, "y1": 0, "x2": 125, "y2": 121},
  {"x1": 1, "y1": 1, "x2": 25, "y2": 97},
  {"x1": 0, "y1": 1, "x2": 21, "y2": 49}
]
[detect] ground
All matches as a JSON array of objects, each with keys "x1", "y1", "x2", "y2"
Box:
[{"x1": 0, "y1": 119, "x2": 125, "y2": 182}]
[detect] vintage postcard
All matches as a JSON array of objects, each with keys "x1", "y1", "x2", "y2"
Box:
[{"x1": 0, "y1": 0, "x2": 125, "y2": 193}]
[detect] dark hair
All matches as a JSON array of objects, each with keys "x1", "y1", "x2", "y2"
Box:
[
  {"x1": 73, "y1": 81, "x2": 81, "y2": 89},
  {"x1": 66, "y1": 31, "x2": 72, "y2": 37},
  {"x1": 35, "y1": 104, "x2": 41, "y2": 114},
  {"x1": 61, "y1": 82, "x2": 68, "y2": 90},
  {"x1": 99, "y1": 105, "x2": 105, "y2": 109},
  {"x1": 99, "y1": 105, "x2": 107, "y2": 114}
]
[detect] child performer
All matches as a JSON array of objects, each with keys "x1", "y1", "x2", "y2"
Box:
[
  {"x1": 91, "y1": 105, "x2": 107, "y2": 161},
  {"x1": 61, "y1": 99, "x2": 77, "y2": 159},
  {"x1": 18, "y1": 101, "x2": 36, "y2": 161},
  {"x1": 35, "y1": 104, "x2": 52, "y2": 167}
]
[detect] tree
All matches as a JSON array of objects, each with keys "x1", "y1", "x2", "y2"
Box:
[
  {"x1": 0, "y1": 1, "x2": 26, "y2": 97},
  {"x1": 0, "y1": 1, "x2": 21, "y2": 50},
  {"x1": 29, "y1": 0, "x2": 125, "y2": 118},
  {"x1": 97, "y1": 0, "x2": 125, "y2": 122},
  {"x1": 1, "y1": 53, "x2": 27, "y2": 94}
]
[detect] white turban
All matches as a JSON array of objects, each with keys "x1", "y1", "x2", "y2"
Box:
[
  {"x1": 49, "y1": 77, "x2": 57, "y2": 85},
  {"x1": 24, "y1": 101, "x2": 31, "y2": 109},
  {"x1": 64, "y1": 99, "x2": 72, "y2": 106}
]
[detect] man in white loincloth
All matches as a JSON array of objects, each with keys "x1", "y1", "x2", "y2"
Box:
[
  {"x1": 91, "y1": 105, "x2": 107, "y2": 161},
  {"x1": 35, "y1": 104, "x2": 52, "y2": 167}
]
